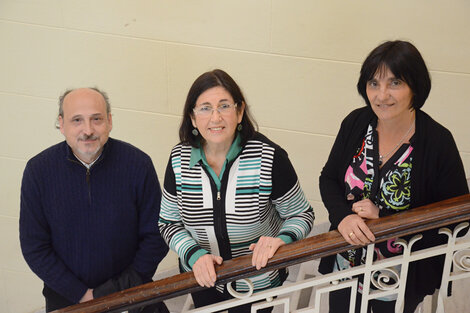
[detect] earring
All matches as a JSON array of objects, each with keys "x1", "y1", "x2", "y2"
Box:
[
  {"x1": 192, "y1": 128, "x2": 199, "y2": 136},
  {"x1": 237, "y1": 124, "x2": 243, "y2": 131}
]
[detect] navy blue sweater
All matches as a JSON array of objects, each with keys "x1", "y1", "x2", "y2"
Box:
[{"x1": 20, "y1": 138, "x2": 168, "y2": 303}]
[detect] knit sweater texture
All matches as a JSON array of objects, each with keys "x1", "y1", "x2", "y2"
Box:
[
  {"x1": 159, "y1": 132, "x2": 314, "y2": 293},
  {"x1": 20, "y1": 138, "x2": 168, "y2": 303}
]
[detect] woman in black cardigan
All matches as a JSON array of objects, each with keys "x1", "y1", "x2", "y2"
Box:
[{"x1": 319, "y1": 40, "x2": 468, "y2": 313}]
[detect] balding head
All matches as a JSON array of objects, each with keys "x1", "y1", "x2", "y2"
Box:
[{"x1": 59, "y1": 87, "x2": 111, "y2": 118}]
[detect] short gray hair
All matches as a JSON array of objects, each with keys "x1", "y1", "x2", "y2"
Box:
[{"x1": 58, "y1": 87, "x2": 111, "y2": 118}]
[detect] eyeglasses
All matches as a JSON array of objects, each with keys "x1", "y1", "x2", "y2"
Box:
[{"x1": 193, "y1": 103, "x2": 238, "y2": 117}]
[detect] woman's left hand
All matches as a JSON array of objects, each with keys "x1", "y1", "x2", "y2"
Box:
[
  {"x1": 352, "y1": 199, "x2": 379, "y2": 220},
  {"x1": 249, "y1": 236, "x2": 285, "y2": 270}
]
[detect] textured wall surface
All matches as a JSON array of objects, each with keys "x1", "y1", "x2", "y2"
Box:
[{"x1": 1, "y1": 1, "x2": 469, "y2": 311}]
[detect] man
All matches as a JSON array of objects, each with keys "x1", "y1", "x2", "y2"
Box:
[{"x1": 19, "y1": 88, "x2": 169, "y2": 312}]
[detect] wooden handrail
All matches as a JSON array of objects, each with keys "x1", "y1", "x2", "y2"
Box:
[{"x1": 55, "y1": 194, "x2": 470, "y2": 313}]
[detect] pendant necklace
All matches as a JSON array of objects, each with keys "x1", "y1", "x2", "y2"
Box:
[{"x1": 378, "y1": 119, "x2": 415, "y2": 166}]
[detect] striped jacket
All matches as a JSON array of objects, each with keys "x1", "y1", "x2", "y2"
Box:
[{"x1": 159, "y1": 133, "x2": 314, "y2": 292}]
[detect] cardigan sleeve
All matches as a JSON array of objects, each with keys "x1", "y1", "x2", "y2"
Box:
[
  {"x1": 432, "y1": 128, "x2": 468, "y2": 201},
  {"x1": 319, "y1": 112, "x2": 359, "y2": 229},
  {"x1": 411, "y1": 125, "x2": 469, "y2": 249},
  {"x1": 158, "y1": 153, "x2": 209, "y2": 269},
  {"x1": 271, "y1": 147, "x2": 314, "y2": 244},
  {"x1": 19, "y1": 161, "x2": 89, "y2": 303},
  {"x1": 410, "y1": 114, "x2": 469, "y2": 215}
]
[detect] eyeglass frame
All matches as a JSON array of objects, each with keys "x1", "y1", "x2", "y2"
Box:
[{"x1": 192, "y1": 102, "x2": 238, "y2": 117}]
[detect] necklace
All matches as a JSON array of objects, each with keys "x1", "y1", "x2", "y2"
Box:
[{"x1": 378, "y1": 119, "x2": 415, "y2": 166}]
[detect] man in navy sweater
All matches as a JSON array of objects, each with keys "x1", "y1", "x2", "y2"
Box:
[{"x1": 19, "y1": 88, "x2": 169, "y2": 312}]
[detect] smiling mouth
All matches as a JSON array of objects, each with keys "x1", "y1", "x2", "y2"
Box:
[{"x1": 209, "y1": 127, "x2": 224, "y2": 131}]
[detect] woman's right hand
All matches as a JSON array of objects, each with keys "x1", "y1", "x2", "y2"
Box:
[
  {"x1": 338, "y1": 214, "x2": 375, "y2": 246},
  {"x1": 192, "y1": 254, "x2": 223, "y2": 287}
]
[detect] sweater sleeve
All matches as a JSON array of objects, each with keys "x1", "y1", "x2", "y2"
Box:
[
  {"x1": 130, "y1": 156, "x2": 169, "y2": 281},
  {"x1": 433, "y1": 129, "x2": 469, "y2": 201},
  {"x1": 319, "y1": 113, "x2": 358, "y2": 229},
  {"x1": 158, "y1": 154, "x2": 208, "y2": 269},
  {"x1": 412, "y1": 127, "x2": 469, "y2": 248},
  {"x1": 401, "y1": 116, "x2": 470, "y2": 299},
  {"x1": 271, "y1": 147, "x2": 314, "y2": 244},
  {"x1": 19, "y1": 161, "x2": 89, "y2": 303}
]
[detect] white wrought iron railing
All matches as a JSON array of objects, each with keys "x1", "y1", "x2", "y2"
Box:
[
  {"x1": 183, "y1": 222, "x2": 470, "y2": 313},
  {"x1": 54, "y1": 194, "x2": 470, "y2": 313}
]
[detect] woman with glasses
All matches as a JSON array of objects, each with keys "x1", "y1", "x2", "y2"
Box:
[
  {"x1": 318, "y1": 40, "x2": 468, "y2": 313},
  {"x1": 159, "y1": 69, "x2": 314, "y2": 313}
]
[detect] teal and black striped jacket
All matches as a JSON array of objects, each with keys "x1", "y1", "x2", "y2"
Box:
[{"x1": 159, "y1": 132, "x2": 314, "y2": 293}]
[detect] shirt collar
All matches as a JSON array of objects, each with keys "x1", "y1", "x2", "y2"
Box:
[
  {"x1": 74, "y1": 153, "x2": 101, "y2": 169},
  {"x1": 189, "y1": 133, "x2": 242, "y2": 168}
]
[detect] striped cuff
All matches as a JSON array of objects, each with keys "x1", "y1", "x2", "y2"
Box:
[
  {"x1": 188, "y1": 248, "x2": 210, "y2": 268},
  {"x1": 277, "y1": 234, "x2": 294, "y2": 244}
]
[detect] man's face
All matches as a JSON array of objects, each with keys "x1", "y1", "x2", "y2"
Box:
[{"x1": 59, "y1": 88, "x2": 112, "y2": 164}]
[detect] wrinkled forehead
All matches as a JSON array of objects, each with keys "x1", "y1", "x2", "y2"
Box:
[{"x1": 63, "y1": 89, "x2": 107, "y2": 115}]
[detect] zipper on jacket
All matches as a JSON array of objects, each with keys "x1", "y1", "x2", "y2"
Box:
[
  {"x1": 66, "y1": 144, "x2": 106, "y2": 206},
  {"x1": 67, "y1": 158, "x2": 94, "y2": 205},
  {"x1": 86, "y1": 168, "x2": 91, "y2": 203},
  {"x1": 200, "y1": 164, "x2": 232, "y2": 260}
]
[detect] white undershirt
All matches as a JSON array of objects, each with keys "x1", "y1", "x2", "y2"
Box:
[{"x1": 74, "y1": 153, "x2": 101, "y2": 169}]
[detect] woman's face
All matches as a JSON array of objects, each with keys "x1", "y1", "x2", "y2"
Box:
[
  {"x1": 366, "y1": 67, "x2": 414, "y2": 122},
  {"x1": 191, "y1": 86, "x2": 244, "y2": 149}
]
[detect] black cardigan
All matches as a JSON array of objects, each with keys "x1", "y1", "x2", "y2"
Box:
[{"x1": 318, "y1": 106, "x2": 468, "y2": 311}]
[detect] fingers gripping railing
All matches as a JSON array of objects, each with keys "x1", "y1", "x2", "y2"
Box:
[{"x1": 54, "y1": 194, "x2": 470, "y2": 313}]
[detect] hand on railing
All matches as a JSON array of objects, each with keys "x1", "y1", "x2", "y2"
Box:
[
  {"x1": 193, "y1": 254, "x2": 223, "y2": 287},
  {"x1": 249, "y1": 236, "x2": 286, "y2": 270},
  {"x1": 338, "y1": 214, "x2": 375, "y2": 246},
  {"x1": 79, "y1": 288, "x2": 94, "y2": 303},
  {"x1": 352, "y1": 199, "x2": 379, "y2": 219}
]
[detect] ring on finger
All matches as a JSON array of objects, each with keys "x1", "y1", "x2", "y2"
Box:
[{"x1": 349, "y1": 232, "x2": 355, "y2": 238}]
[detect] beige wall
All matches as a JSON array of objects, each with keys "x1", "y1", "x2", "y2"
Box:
[{"x1": 1, "y1": 1, "x2": 469, "y2": 312}]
